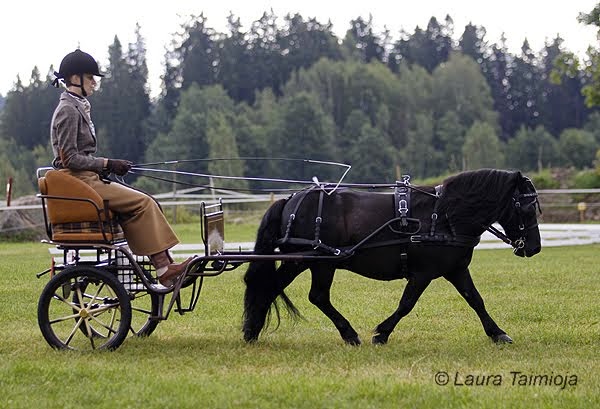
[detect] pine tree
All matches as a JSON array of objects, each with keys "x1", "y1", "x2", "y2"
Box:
[
  {"x1": 93, "y1": 29, "x2": 151, "y2": 164},
  {"x1": 218, "y1": 13, "x2": 255, "y2": 103},
  {"x1": 540, "y1": 36, "x2": 587, "y2": 135},
  {"x1": 458, "y1": 22, "x2": 487, "y2": 64},
  {"x1": 342, "y1": 15, "x2": 385, "y2": 63},
  {"x1": 178, "y1": 14, "x2": 218, "y2": 89},
  {"x1": 505, "y1": 40, "x2": 543, "y2": 136},
  {"x1": 390, "y1": 16, "x2": 453, "y2": 73}
]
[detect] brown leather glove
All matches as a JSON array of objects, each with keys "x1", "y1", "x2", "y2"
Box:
[{"x1": 107, "y1": 159, "x2": 133, "y2": 176}]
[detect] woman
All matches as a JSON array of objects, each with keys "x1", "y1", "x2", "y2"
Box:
[{"x1": 50, "y1": 49, "x2": 191, "y2": 287}]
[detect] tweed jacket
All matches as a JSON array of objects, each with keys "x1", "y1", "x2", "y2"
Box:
[
  {"x1": 50, "y1": 91, "x2": 106, "y2": 173},
  {"x1": 49, "y1": 91, "x2": 180, "y2": 256}
]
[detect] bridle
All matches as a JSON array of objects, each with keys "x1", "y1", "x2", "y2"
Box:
[{"x1": 485, "y1": 183, "x2": 541, "y2": 252}]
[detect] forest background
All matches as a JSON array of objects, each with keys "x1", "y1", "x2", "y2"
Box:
[{"x1": 2, "y1": 5, "x2": 600, "y2": 196}]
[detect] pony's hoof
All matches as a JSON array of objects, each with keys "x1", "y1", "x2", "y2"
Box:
[
  {"x1": 243, "y1": 331, "x2": 259, "y2": 344},
  {"x1": 344, "y1": 336, "x2": 362, "y2": 346},
  {"x1": 372, "y1": 333, "x2": 389, "y2": 345},
  {"x1": 492, "y1": 333, "x2": 513, "y2": 344}
]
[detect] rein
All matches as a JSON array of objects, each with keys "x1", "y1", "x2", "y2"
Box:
[
  {"x1": 128, "y1": 163, "x2": 444, "y2": 194},
  {"x1": 128, "y1": 163, "x2": 539, "y2": 255},
  {"x1": 485, "y1": 224, "x2": 520, "y2": 248}
]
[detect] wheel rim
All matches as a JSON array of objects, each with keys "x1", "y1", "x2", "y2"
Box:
[{"x1": 129, "y1": 290, "x2": 160, "y2": 337}]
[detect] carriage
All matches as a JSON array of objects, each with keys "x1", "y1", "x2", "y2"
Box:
[{"x1": 34, "y1": 164, "x2": 542, "y2": 351}]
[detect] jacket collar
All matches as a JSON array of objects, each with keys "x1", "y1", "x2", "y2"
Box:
[{"x1": 60, "y1": 91, "x2": 95, "y2": 139}]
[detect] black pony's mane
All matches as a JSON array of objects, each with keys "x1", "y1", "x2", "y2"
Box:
[{"x1": 437, "y1": 169, "x2": 518, "y2": 226}]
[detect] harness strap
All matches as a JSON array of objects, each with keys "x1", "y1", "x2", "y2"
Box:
[
  {"x1": 280, "y1": 187, "x2": 315, "y2": 244},
  {"x1": 430, "y1": 188, "x2": 442, "y2": 236},
  {"x1": 282, "y1": 233, "x2": 481, "y2": 259},
  {"x1": 409, "y1": 234, "x2": 480, "y2": 247},
  {"x1": 390, "y1": 178, "x2": 421, "y2": 234},
  {"x1": 276, "y1": 177, "x2": 487, "y2": 260},
  {"x1": 486, "y1": 224, "x2": 512, "y2": 246},
  {"x1": 314, "y1": 189, "x2": 325, "y2": 243},
  {"x1": 394, "y1": 180, "x2": 411, "y2": 226},
  {"x1": 400, "y1": 250, "x2": 409, "y2": 276},
  {"x1": 278, "y1": 188, "x2": 346, "y2": 256},
  {"x1": 311, "y1": 190, "x2": 346, "y2": 255}
]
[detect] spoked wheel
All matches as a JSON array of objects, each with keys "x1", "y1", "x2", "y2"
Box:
[
  {"x1": 128, "y1": 289, "x2": 160, "y2": 337},
  {"x1": 38, "y1": 266, "x2": 132, "y2": 351},
  {"x1": 76, "y1": 284, "x2": 160, "y2": 338}
]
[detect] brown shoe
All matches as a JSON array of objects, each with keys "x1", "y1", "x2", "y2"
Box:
[{"x1": 158, "y1": 257, "x2": 193, "y2": 287}]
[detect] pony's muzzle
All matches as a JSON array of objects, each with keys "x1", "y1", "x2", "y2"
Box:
[{"x1": 513, "y1": 244, "x2": 541, "y2": 258}]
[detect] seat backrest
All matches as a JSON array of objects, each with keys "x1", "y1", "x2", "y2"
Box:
[{"x1": 38, "y1": 170, "x2": 105, "y2": 224}]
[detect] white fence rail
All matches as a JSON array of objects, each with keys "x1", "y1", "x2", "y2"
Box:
[
  {"x1": 5, "y1": 187, "x2": 600, "y2": 254},
  {"x1": 478, "y1": 223, "x2": 600, "y2": 249},
  {"x1": 3, "y1": 187, "x2": 600, "y2": 211},
  {"x1": 47, "y1": 224, "x2": 600, "y2": 262}
]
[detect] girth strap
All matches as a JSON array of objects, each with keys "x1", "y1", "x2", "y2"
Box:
[{"x1": 429, "y1": 185, "x2": 443, "y2": 237}]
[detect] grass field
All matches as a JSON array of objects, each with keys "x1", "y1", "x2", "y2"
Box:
[{"x1": 0, "y1": 221, "x2": 598, "y2": 408}]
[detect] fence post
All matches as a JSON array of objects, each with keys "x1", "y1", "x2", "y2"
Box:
[
  {"x1": 577, "y1": 202, "x2": 587, "y2": 222},
  {"x1": 6, "y1": 177, "x2": 12, "y2": 206},
  {"x1": 172, "y1": 163, "x2": 177, "y2": 224}
]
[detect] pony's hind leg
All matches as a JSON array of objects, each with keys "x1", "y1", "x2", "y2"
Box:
[
  {"x1": 309, "y1": 265, "x2": 361, "y2": 345},
  {"x1": 444, "y1": 268, "x2": 513, "y2": 344},
  {"x1": 372, "y1": 276, "x2": 431, "y2": 345}
]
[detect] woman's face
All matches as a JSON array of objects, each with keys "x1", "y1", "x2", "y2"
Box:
[
  {"x1": 82, "y1": 74, "x2": 98, "y2": 95},
  {"x1": 68, "y1": 74, "x2": 98, "y2": 96}
]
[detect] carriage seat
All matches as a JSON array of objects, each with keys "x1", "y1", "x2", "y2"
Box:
[{"x1": 38, "y1": 170, "x2": 124, "y2": 243}]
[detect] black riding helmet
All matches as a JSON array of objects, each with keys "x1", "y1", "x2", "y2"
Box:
[{"x1": 52, "y1": 49, "x2": 104, "y2": 96}]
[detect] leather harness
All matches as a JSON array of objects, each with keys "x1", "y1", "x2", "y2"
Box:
[{"x1": 276, "y1": 180, "x2": 481, "y2": 276}]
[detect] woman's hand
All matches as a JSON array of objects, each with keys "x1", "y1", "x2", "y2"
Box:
[{"x1": 107, "y1": 159, "x2": 133, "y2": 176}]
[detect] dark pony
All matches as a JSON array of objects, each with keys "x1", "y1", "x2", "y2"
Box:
[{"x1": 243, "y1": 169, "x2": 541, "y2": 345}]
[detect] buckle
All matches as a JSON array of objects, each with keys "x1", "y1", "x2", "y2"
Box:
[{"x1": 399, "y1": 199, "x2": 408, "y2": 216}]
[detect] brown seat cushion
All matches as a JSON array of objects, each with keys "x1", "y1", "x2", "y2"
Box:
[
  {"x1": 51, "y1": 220, "x2": 125, "y2": 242},
  {"x1": 39, "y1": 170, "x2": 123, "y2": 242}
]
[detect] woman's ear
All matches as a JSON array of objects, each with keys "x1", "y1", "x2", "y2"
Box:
[{"x1": 66, "y1": 74, "x2": 81, "y2": 86}]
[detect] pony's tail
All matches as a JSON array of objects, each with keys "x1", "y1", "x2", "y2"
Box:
[{"x1": 243, "y1": 198, "x2": 301, "y2": 342}]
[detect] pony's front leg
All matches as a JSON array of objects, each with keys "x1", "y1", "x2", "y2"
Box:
[
  {"x1": 243, "y1": 261, "x2": 304, "y2": 343},
  {"x1": 309, "y1": 265, "x2": 361, "y2": 345},
  {"x1": 444, "y1": 268, "x2": 513, "y2": 344},
  {"x1": 372, "y1": 276, "x2": 431, "y2": 345}
]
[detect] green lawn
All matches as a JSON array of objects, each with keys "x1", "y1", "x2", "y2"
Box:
[{"x1": 0, "y1": 223, "x2": 598, "y2": 408}]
